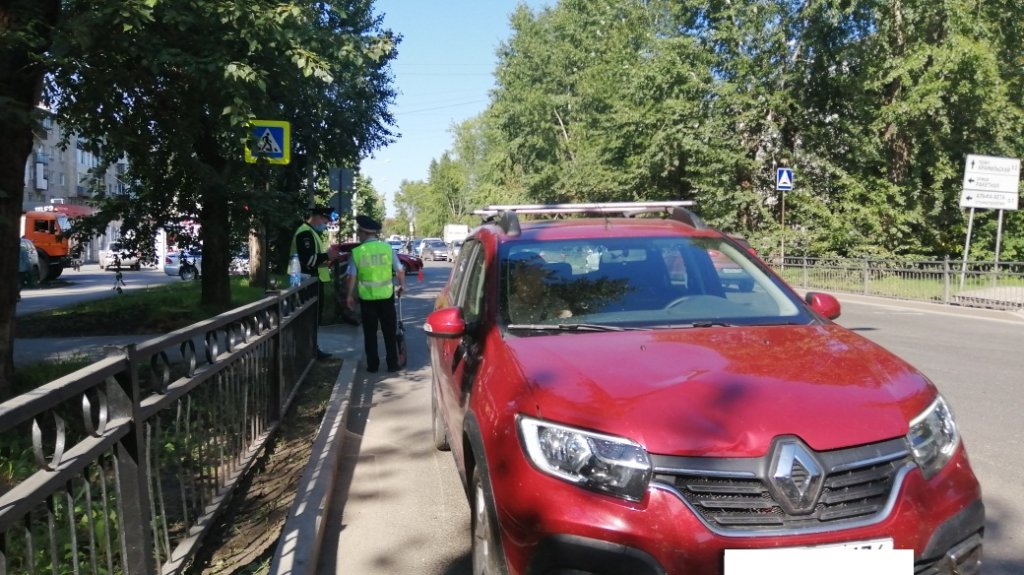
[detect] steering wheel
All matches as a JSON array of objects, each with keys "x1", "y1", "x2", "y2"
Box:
[{"x1": 664, "y1": 296, "x2": 692, "y2": 309}]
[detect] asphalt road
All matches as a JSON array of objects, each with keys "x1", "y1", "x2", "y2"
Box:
[
  {"x1": 15, "y1": 262, "x2": 181, "y2": 317},
  {"x1": 320, "y1": 264, "x2": 1024, "y2": 575},
  {"x1": 833, "y1": 295, "x2": 1024, "y2": 574}
]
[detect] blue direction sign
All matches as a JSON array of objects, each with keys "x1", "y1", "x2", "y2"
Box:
[
  {"x1": 245, "y1": 120, "x2": 291, "y2": 165},
  {"x1": 776, "y1": 167, "x2": 794, "y2": 191}
]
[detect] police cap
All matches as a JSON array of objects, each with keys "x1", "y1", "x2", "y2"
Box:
[
  {"x1": 309, "y1": 206, "x2": 336, "y2": 220},
  {"x1": 356, "y1": 215, "x2": 382, "y2": 233}
]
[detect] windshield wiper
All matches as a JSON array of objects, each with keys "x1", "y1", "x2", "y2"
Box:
[
  {"x1": 646, "y1": 321, "x2": 736, "y2": 329},
  {"x1": 507, "y1": 323, "x2": 627, "y2": 332}
]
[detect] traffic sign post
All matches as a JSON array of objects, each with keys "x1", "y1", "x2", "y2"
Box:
[
  {"x1": 960, "y1": 154, "x2": 1020, "y2": 210},
  {"x1": 245, "y1": 120, "x2": 291, "y2": 165},
  {"x1": 775, "y1": 168, "x2": 794, "y2": 191},
  {"x1": 958, "y1": 154, "x2": 1021, "y2": 287},
  {"x1": 775, "y1": 167, "x2": 794, "y2": 266}
]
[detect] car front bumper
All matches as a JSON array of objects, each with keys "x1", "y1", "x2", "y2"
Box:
[{"x1": 492, "y1": 446, "x2": 983, "y2": 575}]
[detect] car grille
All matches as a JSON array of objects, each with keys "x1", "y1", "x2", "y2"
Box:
[{"x1": 651, "y1": 438, "x2": 913, "y2": 535}]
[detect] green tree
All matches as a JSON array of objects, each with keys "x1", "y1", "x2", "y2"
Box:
[{"x1": 0, "y1": 0, "x2": 396, "y2": 397}]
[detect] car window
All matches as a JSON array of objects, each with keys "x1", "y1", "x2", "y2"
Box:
[
  {"x1": 500, "y1": 236, "x2": 802, "y2": 328},
  {"x1": 447, "y1": 239, "x2": 479, "y2": 306},
  {"x1": 459, "y1": 242, "x2": 486, "y2": 323}
]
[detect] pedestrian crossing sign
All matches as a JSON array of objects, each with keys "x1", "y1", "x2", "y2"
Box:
[
  {"x1": 245, "y1": 120, "x2": 291, "y2": 165},
  {"x1": 776, "y1": 167, "x2": 794, "y2": 191}
]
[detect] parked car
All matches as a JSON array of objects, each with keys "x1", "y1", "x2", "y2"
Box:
[
  {"x1": 163, "y1": 249, "x2": 203, "y2": 278},
  {"x1": 416, "y1": 237, "x2": 442, "y2": 257},
  {"x1": 99, "y1": 241, "x2": 141, "y2": 270},
  {"x1": 19, "y1": 237, "x2": 41, "y2": 286},
  {"x1": 447, "y1": 239, "x2": 464, "y2": 261},
  {"x1": 330, "y1": 242, "x2": 424, "y2": 275},
  {"x1": 419, "y1": 238, "x2": 449, "y2": 261},
  {"x1": 425, "y1": 202, "x2": 983, "y2": 575}
]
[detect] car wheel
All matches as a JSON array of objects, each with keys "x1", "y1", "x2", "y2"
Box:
[
  {"x1": 431, "y1": 382, "x2": 450, "y2": 451},
  {"x1": 180, "y1": 267, "x2": 197, "y2": 281},
  {"x1": 471, "y1": 466, "x2": 508, "y2": 575}
]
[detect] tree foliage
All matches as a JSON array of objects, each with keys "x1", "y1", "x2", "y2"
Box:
[
  {"x1": 400, "y1": 0, "x2": 1024, "y2": 264},
  {"x1": 0, "y1": 0, "x2": 397, "y2": 397}
]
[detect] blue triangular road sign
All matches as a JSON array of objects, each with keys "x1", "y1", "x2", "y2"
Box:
[
  {"x1": 776, "y1": 168, "x2": 794, "y2": 190},
  {"x1": 256, "y1": 128, "x2": 283, "y2": 154}
]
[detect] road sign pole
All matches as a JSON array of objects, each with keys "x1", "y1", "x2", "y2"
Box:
[
  {"x1": 780, "y1": 188, "x2": 786, "y2": 269},
  {"x1": 994, "y1": 209, "x2": 1004, "y2": 275},
  {"x1": 959, "y1": 207, "x2": 975, "y2": 290}
]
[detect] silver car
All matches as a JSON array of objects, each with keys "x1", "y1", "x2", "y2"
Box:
[
  {"x1": 163, "y1": 249, "x2": 203, "y2": 279},
  {"x1": 420, "y1": 239, "x2": 449, "y2": 261},
  {"x1": 447, "y1": 239, "x2": 464, "y2": 261},
  {"x1": 100, "y1": 241, "x2": 141, "y2": 270},
  {"x1": 20, "y1": 237, "x2": 41, "y2": 285}
]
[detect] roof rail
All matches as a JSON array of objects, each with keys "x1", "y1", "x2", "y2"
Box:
[
  {"x1": 478, "y1": 210, "x2": 522, "y2": 236},
  {"x1": 473, "y1": 201, "x2": 705, "y2": 235}
]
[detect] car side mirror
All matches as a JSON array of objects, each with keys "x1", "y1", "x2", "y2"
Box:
[
  {"x1": 805, "y1": 292, "x2": 841, "y2": 320},
  {"x1": 424, "y1": 307, "x2": 466, "y2": 339}
]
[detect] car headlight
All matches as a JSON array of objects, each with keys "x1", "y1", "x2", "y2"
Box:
[
  {"x1": 906, "y1": 396, "x2": 960, "y2": 480},
  {"x1": 518, "y1": 416, "x2": 652, "y2": 502}
]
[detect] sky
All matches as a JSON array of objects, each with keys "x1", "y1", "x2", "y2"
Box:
[{"x1": 360, "y1": 0, "x2": 549, "y2": 216}]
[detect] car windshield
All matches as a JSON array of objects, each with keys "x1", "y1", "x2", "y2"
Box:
[{"x1": 500, "y1": 236, "x2": 809, "y2": 330}]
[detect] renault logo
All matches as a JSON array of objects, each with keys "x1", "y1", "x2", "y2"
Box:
[{"x1": 768, "y1": 439, "x2": 824, "y2": 515}]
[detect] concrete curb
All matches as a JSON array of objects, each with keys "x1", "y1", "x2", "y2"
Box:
[{"x1": 269, "y1": 357, "x2": 358, "y2": 575}]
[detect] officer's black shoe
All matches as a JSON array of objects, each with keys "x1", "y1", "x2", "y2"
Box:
[{"x1": 316, "y1": 349, "x2": 333, "y2": 361}]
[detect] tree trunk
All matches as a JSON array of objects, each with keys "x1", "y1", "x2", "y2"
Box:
[
  {"x1": 194, "y1": 121, "x2": 233, "y2": 307},
  {"x1": 0, "y1": 0, "x2": 61, "y2": 398},
  {"x1": 248, "y1": 226, "x2": 268, "y2": 288},
  {"x1": 199, "y1": 187, "x2": 232, "y2": 307}
]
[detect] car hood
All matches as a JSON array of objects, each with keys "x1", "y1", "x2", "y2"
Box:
[{"x1": 508, "y1": 325, "x2": 935, "y2": 457}]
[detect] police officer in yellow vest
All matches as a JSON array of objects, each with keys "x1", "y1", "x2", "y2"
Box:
[
  {"x1": 345, "y1": 215, "x2": 406, "y2": 373},
  {"x1": 292, "y1": 206, "x2": 336, "y2": 360}
]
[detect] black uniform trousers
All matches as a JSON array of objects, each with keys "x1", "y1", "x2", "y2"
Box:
[{"x1": 359, "y1": 295, "x2": 399, "y2": 371}]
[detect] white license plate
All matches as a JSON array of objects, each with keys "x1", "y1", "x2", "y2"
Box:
[
  {"x1": 725, "y1": 540, "x2": 911, "y2": 575},
  {"x1": 801, "y1": 538, "x2": 894, "y2": 551}
]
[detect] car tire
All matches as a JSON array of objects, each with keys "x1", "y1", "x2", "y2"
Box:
[
  {"x1": 431, "y1": 382, "x2": 450, "y2": 451},
  {"x1": 37, "y1": 250, "x2": 51, "y2": 282},
  {"x1": 471, "y1": 466, "x2": 508, "y2": 575},
  {"x1": 180, "y1": 267, "x2": 197, "y2": 281}
]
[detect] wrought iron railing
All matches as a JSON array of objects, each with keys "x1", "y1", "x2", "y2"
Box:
[
  {"x1": 0, "y1": 279, "x2": 321, "y2": 574},
  {"x1": 769, "y1": 257, "x2": 1024, "y2": 310}
]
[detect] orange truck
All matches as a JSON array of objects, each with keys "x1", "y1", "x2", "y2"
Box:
[{"x1": 19, "y1": 204, "x2": 93, "y2": 281}]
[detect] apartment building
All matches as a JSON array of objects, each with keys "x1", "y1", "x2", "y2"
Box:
[{"x1": 22, "y1": 111, "x2": 131, "y2": 262}]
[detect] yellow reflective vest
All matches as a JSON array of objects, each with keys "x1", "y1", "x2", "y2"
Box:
[
  {"x1": 352, "y1": 240, "x2": 394, "y2": 300},
  {"x1": 290, "y1": 223, "x2": 331, "y2": 283}
]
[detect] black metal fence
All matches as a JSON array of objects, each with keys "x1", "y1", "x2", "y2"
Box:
[
  {"x1": 0, "y1": 279, "x2": 321, "y2": 574},
  {"x1": 769, "y1": 257, "x2": 1024, "y2": 310}
]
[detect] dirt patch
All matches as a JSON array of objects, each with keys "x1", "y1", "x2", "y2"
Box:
[{"x1": 184, "y1": 357, "x2": 344, "y2": 575}]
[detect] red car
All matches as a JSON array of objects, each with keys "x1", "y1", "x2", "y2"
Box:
[
  {"x1": 330, "y1": 241, "x2": 423, "y2": 274},
  {"x1": 425, "y1": 202, "x2": 982, "y2": 575}
]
